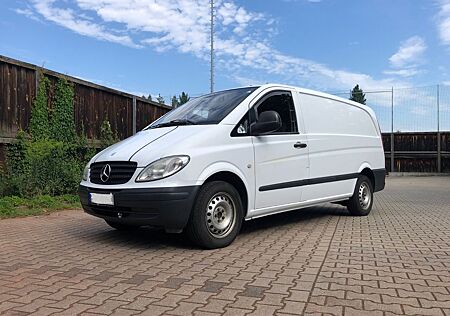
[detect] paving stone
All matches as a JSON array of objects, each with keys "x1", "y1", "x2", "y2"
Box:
[{"x1": 0, "y1": 177, "x2": 449, "y2": 315}]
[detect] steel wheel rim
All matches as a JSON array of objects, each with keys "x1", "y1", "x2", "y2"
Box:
[
  {"x1": 358, "y1": 182, "x2": 372, "y2": 210},
  {"x1": 205, "y1": 192, "x2": 236, "y2": 238}
]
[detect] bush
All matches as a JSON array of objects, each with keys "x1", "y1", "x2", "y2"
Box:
[
  {"x1": 1, "y1": 131, "x2": 30, "y2": 196},
  {"x1": 2, "y1": 137, "x2": 83, "y2": 196},
  {"x1": 26, "y1": 140, "x2": 82, "y2": 195}
]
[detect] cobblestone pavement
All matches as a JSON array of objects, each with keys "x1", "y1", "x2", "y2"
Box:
[{"x1": 1, "y1": 177, "x2": 450, "y2": 316}]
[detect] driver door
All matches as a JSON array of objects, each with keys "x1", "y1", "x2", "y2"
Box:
[{"x1": 251, "y1": 90, "x2": 309, "y2": 215}]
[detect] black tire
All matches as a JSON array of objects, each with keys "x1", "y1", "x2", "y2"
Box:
[
  {"x1": 347, "y1": 175, "x2": 374, "y2": 216},
  {"x1": 105, "y1": 220, "x2": 136, "y2": 231},
  {"x1": 185, "y1": 181, "x2": 244, "y2": 249}
]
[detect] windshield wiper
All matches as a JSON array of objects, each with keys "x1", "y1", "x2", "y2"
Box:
[{"x1": 152, "y1": 119, "x2": 197, "y2": 128}]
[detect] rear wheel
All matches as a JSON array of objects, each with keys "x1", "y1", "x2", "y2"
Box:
[
  {"x1": 347, "y1": 175, "x2": 373, "y2": 216},
  {"x1": 104, "y1": 220, "x2": 136, "y2": 231},
  {"x1": 186, "y1": 181, "x2": 243, "y2": 249}
]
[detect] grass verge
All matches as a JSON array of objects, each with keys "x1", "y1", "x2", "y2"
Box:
[{"x1": 0, "y1": 195, "x2": 81, "y2": 219}]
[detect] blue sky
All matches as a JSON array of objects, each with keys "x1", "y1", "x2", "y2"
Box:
[
  {"x1": 1, "y1": 0, "x2": 450, "y2": 132},
  {"x1": 1, "y1": 0, "x2": 450, "y2": 101}
]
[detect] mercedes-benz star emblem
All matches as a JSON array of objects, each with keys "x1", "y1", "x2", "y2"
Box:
[{"x1": 100, "y1": 164, "x2": 111, "y2": 183}]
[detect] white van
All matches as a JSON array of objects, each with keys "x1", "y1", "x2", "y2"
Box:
[{"x1": 79, "y1": 84, "x2": 385, "y2": 248}]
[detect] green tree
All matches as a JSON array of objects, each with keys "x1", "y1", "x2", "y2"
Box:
[
  {"x1": 171, "y1": 95, "x2": 179, "y2": 108},
  {"x1": 350, "y1": 84, "x2": 366, "y2": 105},
  {"x1": 147, "y1": 94, "x2": 153, "y2": 101},
  {"x1": 51, "y1": 78, "x2": 76, "y2": 143},
  {"x1": 156, "y1": 94, "x2": 165, "y2": 104},
  {"x1": 29, "y1": 75, "x2": 50, "y2": 140},
  {"x1": 178, "y1": 92, "x2": 190, "y2": 105}
]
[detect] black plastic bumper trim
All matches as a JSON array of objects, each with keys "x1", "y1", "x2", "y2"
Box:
[
  {"x1": 259, "y1": 173, "x2": 359, "y2": 192},
  {"x1": 78, "y1": 185, "x2": 200, "y2": 230},
  {"x1": 259, "y1": 168, "x2": 386, "y2": 192},
  {"x1": 373, "y1": 168, "x2": 386, "y2": 192}
]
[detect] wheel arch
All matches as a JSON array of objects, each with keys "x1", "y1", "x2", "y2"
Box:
[
  {"x1": 201, "y1": 171, "x2": 249, "y2": 218},
  {"x1": 358, "y1": 163, "x2": 375, "y2": 189}
]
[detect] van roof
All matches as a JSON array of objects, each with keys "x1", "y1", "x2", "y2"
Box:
[
  {"x1": 244, "y1": 83, "x2": 376, "y2": 118},
  {"x1": 213, "y1": 83, "x2": 376, "y2": 119}
]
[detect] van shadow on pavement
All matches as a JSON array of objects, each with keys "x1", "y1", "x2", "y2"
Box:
[{"x1": 69, "y1": 203, "x2": 349, "y2": 250}]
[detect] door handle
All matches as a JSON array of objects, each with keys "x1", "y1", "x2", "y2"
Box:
[{"x1": 294, "y1": 142, "x2": 307, "y2": 149}]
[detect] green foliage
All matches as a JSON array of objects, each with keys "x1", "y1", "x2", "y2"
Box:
[
  {"x1": 51, "y1": 78, "x2": 76, "y2": 143},
  {"x1": 5, "y1": 130, "x2": 29, "y2": 173},
  {"x1": 2, "y1": 137, "x2": 83, "y2": 196},
  {"x1": 350, "y1": 84, "x2": 367, "y2": 105},
  {"x1": 0, "y1": 194, "x2": 80, "y2": 219},
  {"x1": 1, "y1": 75, "x2": 94, "y2": 199},
  {"x1": 148, "y1": 94, "x2": 153, "y2": 101},
  {"x1": 178, "y1": 92, "x2": 190, "y2": 105},
  {"x1": 100, "y1": 118, "x2": 118, "y2": 149},
  {"x1": 76, "y1": 122, "x2": 96, "y2": 164},
  {"x1": 1, "y1": 131, "x2": 30, "y2": 196},
  {"x1": 29, "y1": 75, "x2": 50, "y2": 140},
  {"x1": 171, "y1": 95, "x2": 179, "y2": 108},
  {"x1": 25, "y1": 140, "x2": 82, "y2": 195},
  {"x1": 156, "y1": 94, "x2": 165, "y2": 104}
]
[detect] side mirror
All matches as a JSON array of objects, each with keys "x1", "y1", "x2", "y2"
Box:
[{"x1": 251, "y1": 111, "x2": 282, "y2": 135}]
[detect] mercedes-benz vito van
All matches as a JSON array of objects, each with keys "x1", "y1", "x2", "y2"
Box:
[{"x1": 79, "y1": 84, "x2": 385, "y2": 249}]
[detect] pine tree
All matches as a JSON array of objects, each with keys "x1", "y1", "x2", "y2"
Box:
[
  {"x1": 178, "y1": 92, "x2": 190, "y2": 105},
  {"x1": 350, "y1": 84, "x2": 366, "y2": 105},
  {"x1": 171, "y1": 95, "x2": 179, "y2": 108},
  {"x1": 156, "y1": 94, "x2": 165, "y2": 104},
  {"x1": 147, "y1": 94, "x2": 153, "y2": 101}
]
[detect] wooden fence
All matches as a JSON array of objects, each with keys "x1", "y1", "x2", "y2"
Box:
[
  {"x1": 0, "y1": 55, "x2": 171, "y2": 162},
  {"x1": 382, "y1": 132, "x2": 450, "y2": 173}
]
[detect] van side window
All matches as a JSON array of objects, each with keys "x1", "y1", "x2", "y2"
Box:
[{"x1": 255, "y1": 91, "x2": 298, "y2": 134}]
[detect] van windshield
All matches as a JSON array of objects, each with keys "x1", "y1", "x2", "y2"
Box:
[{"x1": 149, "y1": 87, "x2": 258, "y2": 129}]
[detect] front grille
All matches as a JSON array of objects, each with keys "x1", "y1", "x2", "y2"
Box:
[{"x1": 90, "y1": 161, "x2": 137, "y2": 185}]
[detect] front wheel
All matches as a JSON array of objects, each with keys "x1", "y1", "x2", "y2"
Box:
[
  {"x1": 347, "y1": 175, "x2": 373, "y2": 216},
  {"x1": 185, "y1": 181, "x2": 243, "y2": 249}
]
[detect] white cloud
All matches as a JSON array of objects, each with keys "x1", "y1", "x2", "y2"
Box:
[
  {"x1": 385, "y1": 36, "x2": 426, "y2": 78},
  {"x1": 23, "y1": 0, "x2": 406, "y2": 91},
  {"x1": 389, "y1": 36, "x2": 426, "y2": 68},
  {"x1": 437, "y1": 0, "x2": 450, "y2": 46},
  {"x1": 30, "y1": 0, "x2": 140, "y2": 48},
  {"x1": 14, "y1": 7, "x2": 41, "y2": 22},
  {"x1": 383, "y1": 68, "x2": 421, "y2": 78}
]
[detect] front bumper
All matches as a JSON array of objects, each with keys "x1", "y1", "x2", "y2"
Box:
[{"x1": 78, "y1": 185, "x2": 199, "y2": 230}]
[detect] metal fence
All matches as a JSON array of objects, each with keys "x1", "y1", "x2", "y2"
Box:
[
  {"x1": 330, "y1": 85, "x2": 450, "y2": 173},
  {"x1": 330, "y1": 85, "x2": 450, "y2": 133}
]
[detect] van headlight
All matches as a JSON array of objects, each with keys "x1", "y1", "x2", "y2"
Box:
[
  {"x1": 136, "y1": 156, "x2": 190, "y2": 182},
  {"x1": 82, "y1": 164, "x2": 90, "y2": 181}
]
